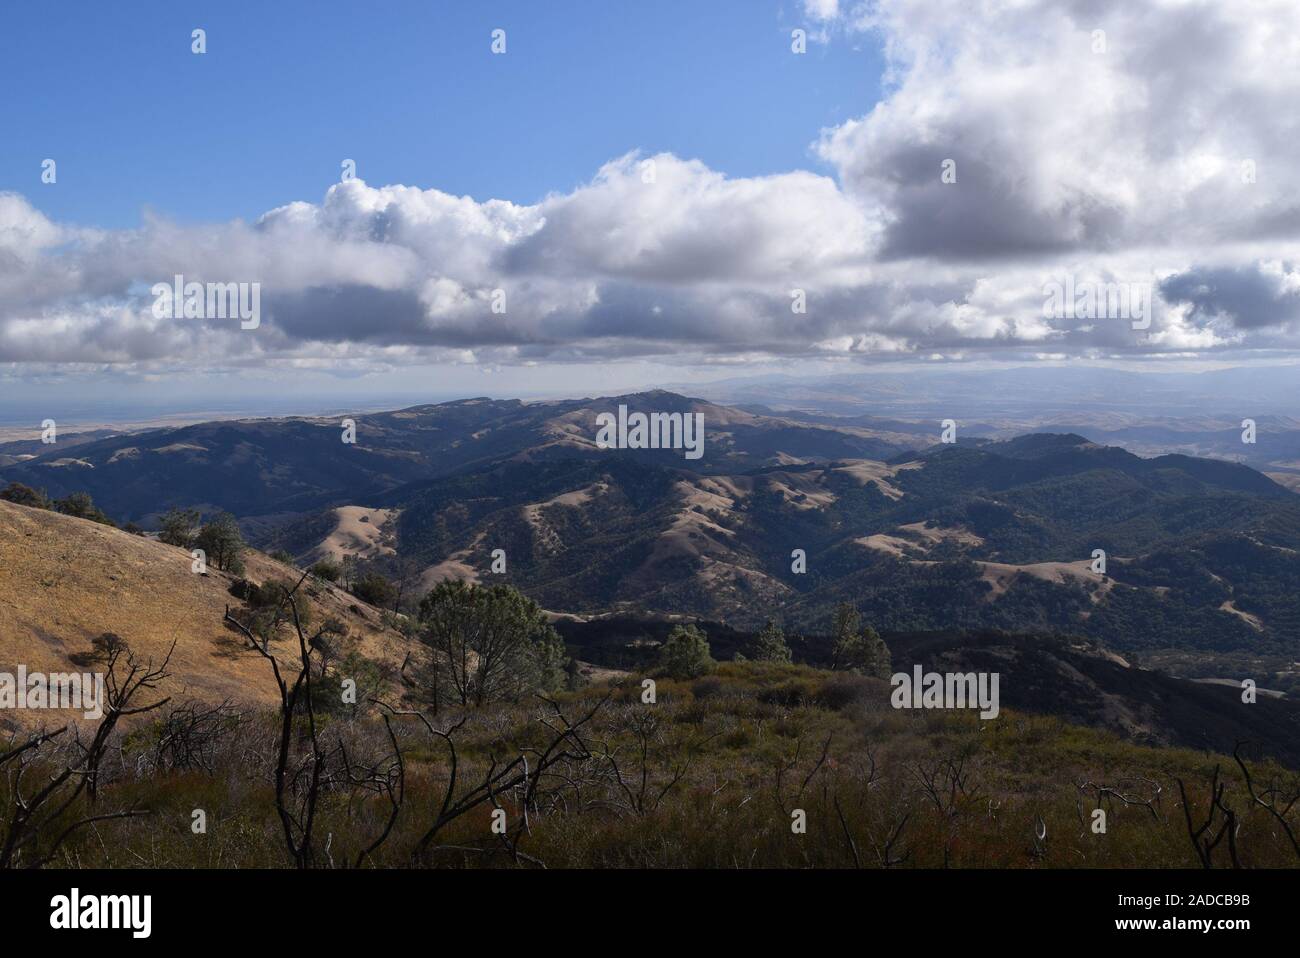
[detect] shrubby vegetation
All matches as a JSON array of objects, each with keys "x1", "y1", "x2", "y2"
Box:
[
  {"x1": 352, "y1": 571, "x2": 397, "y2": 609},
  {"x1": 5, "y1": 653, "x2": 1298, "y2": 869},
  {"x1": 310, "y1": 558, "x2": 342, "y2": 582},
  {"x1": 55, "y1": 492, "x2": 115, "y2": 525},
  {"x1": 8, "y1": 430, "x2": 1300, "y2": 869},
  {"x1": 193, "y1": 512, "x2": 245, "y2": 574},
  {"x1": 1, "y1": 482, "x2": 116, "y2": 526},
  {"x1": 0, "y1": 481, "x2": 50, "y2": 510},
  {"x1": 158, "y1": 507, "x2": 201, "y2": 547}
]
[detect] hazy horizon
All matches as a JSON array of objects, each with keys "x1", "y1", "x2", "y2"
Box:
[{"x1": 4, "y1": 361, "x2": 1298, "y2": 443}]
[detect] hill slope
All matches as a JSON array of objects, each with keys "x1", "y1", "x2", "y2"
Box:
[
  {"x1": 8, "y1": 395, "x2": 1300, "y2": 666},
  {"x1": 343, "y1": 430, "x2": 1300, "y2": 660},
  {"x1": 0, "y1": 500, "x2": 412, "y2": 728}
]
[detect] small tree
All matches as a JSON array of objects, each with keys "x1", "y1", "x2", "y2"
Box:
[
  {"x1": 158, "y1": 507, "x2": 201, "y2": 547},
  {"x1": 194, "y1": 512, "x2": 245, "y2": 574},
  {"x1": 340, "y1": 554, "x2": 360, "y2": 592},
  {"x1": 750, "y1": 619, "x2": 793, "y2": 663},
  {"x1": 534, "y1": 628, "x2": 568, "y2": 696},
  {"x1": 0, "y1": 481, "x2": 50, "y2": 510},
  {"x1": 390, "y1": 555, "x2": 423, "y2": 613},
  {"x1": 92, "y1": 632, "x2": 127, "y2": 659},
  {"x1": 659, "y1": 623, "x2": 715, "y2": 679},
  {"x1": 54, "y1": 491, "x2": 114, "y2": 526},
  {"x1": 830, "y1": 602, "x2": 891, "y2": 678},
  {"x1": 564, "y1": 657, "x2": 589, "y2": 691},
  {"x1": 417, "y1": 581, "x2": 565, "y2": 707}
]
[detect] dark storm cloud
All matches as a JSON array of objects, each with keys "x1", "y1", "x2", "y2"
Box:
[{"x1": 1161, "y1": 266, "x2": 1300, "y2": 331}]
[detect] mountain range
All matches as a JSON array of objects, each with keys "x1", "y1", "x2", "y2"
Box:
[{"x1": 4, "y1": 390, "x2": 1300, "y2": 689}]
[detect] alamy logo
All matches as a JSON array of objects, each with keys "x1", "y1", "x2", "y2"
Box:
[
  {"x1": 50, "y1": 888, "x2": 151, "y2": 939},
  {"x1": 0, "y1": 666, "x2": 104, "y2": 719},
  {"x1": 151, "y1": 274, "x2": 261, "y2": 329},
  {"x1": 890, "y1": 666, "x2": 1000, "y2": 719},
  {"x1": 595, "y1": 404, "x2": 704, "y2": 460},
  {"x1": 1042, "y1": 276, "x2": 1151, "y2": 330}
]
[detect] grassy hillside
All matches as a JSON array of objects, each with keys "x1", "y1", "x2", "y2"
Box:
[
  {"x1": 11, "y1": 395, "x2": 1300, "y2": 665},
  {"x1": 0, "y1": 500, "x2": 413, "y2": 727}
]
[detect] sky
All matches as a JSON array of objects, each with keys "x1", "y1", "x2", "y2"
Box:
[
  {"x1": 1, "y1": 1, "x2": 875, "y2": 228},
  {"x1": 2, "y1": 0, "x2": 1300, "y2": 416}
]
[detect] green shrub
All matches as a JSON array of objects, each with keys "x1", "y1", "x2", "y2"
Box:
[
  {"x1": 352, "y1": 572, "x2": 396, "y2": 608},
  {"x1": 0, "y1": 481, "x2": 50, "y2": 510},
  {"x1": 417, "y1": 580, "x2": 566, "y2": 706},
  {"x1": 816, "y1": 673, "x2": 876, "y2": 710},
  {"x1": 756, "y1": 678, "x2": 819, "y2": 708},
  {"x1": 310, "y1": 558, "x2": 342, "y2": 582},
  {"x1": 830, "y1": 602, "x2": 891, "y2": 678}
]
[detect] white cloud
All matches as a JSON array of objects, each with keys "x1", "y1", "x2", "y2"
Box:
[
  {"x1": 817, "y1": 0, "x2": 1300, "y2": 259},
  {"x1": 802, "y1": 0, "x2": 841, "y2": 22},
  {"x1": 4, "y1": 0, "x2": 1300, "y2": 373},
  {"x1": 0, "y1": 194, "x2": 63, "y2": 259}
]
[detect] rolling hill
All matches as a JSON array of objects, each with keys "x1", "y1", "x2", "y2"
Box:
[
  {"x1": 0, "y1": 499, "x2": 413, "y2": 728},
  {"x1": 6, "y1": 445, "x2": 1300, "y2": 771},
  {"x1": 0, "y1": 391, "x2": 907, "y2": 524},
  {"x1": 7, "y1": 391, "x2": 1300, "y2": 672},
  {"x1": 286, "y1": 425, "x2": 1300, "y2": 663}
]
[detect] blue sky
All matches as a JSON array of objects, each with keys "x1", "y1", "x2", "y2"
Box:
[
  {"x1": 2, "y1": 0, "x2": 1296, "y2": 420},
  {"x1": 2, "y1": 0, "x2": 881, "y2": 228}
]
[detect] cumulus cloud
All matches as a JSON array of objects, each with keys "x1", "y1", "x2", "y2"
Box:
[
  {"x1": 4, "y1": 0, "x2": 1300, "y2": 372},
  {"x1": 816, "y1": 0, "x2": 1300, "y2": 260}
]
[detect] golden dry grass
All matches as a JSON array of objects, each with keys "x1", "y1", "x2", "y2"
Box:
[
  {"x1": 300, "y1": 505, "x2": 398, "y2": 564},
  {"x1": 0, "y1": 500, "x2": 413, "y2": 726}
]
